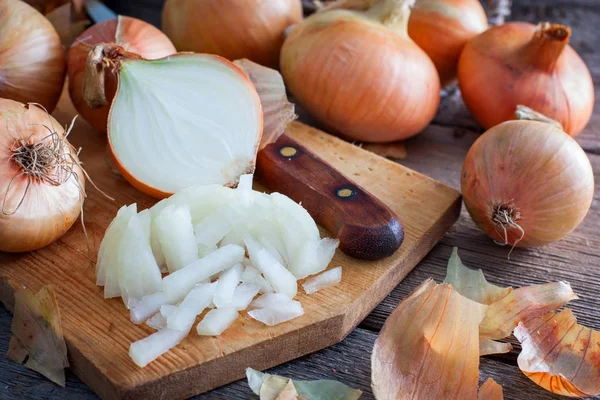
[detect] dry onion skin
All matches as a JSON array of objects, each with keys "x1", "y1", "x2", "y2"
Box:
[
  {"x1": 371, "y1": 279, "x2": 486, "y2": 399},
  {"x1": 458, "y1": 22, "x2": 594, "y2": 136},
  {"x1": 514, "y1": 309, "x2": 600, "y2": 398},
  {"x1": 478, "y1": 378, "x2": 503, "y2": 400},
  {"x1": 0, "y1": 100, "x2": 85, "y2": 253},
  {"x1": 7, "y1": 286, "x2": 69, "y2": 386},
  {"x1": 0, "y1": 0, "x2": 66, "y2": 112},
  {"x1": 407, "y1": 0, "x2": 488, "y2": 86},
  {"x1": 96, "y1": 176, "x2": 340, "y2": 367},
  {"x1": 461, "y1": 107, "x2": 594, "y2": 248},
  {"x1": 282, "y1": 0, "x2": 440, "y2": 143},
  {"x1": 246, "y1": 368, "x2": 362, "y2": 399},
  {"x1": 162, "y1": 0, "x2": 303, "y2": 69},
  {"x1": 68, "y1": 16, "x2": 176, "y2": 132}
]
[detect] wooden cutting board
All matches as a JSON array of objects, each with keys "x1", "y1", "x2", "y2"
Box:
[{"x1": 0, "y1": 92, "x2": 461, "y2": 399}]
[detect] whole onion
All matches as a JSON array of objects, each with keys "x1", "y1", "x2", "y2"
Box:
[
  {"x1": 461, "y1": 106, "x2": 594, "y2": 248},
  {"x1": 0, "y1": 99, "x2": 85, "y2": 252},
  {"x1": 281, "y1": 0, "x2": 440, "y2": 142},
  {"x1": 0, "y1": 0, "x2": 66, "y2": 112},
  {"x1": 162, "y1": 0, "x2": 303, "y2": 68},
  {"x1": 458, "y1": 22, "x2": 594, "y2": 136},
  {"x1": 68, "y1": 16, "x2": 176, "y2": 132},
  {"x1": 408, "y1": 0, "x2": 488, "y2": 86}
]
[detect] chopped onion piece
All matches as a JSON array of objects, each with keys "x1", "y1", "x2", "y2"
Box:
[
  {"x1": 117, "y1": 212, "x2": 162, "y2": 307},
  {"x1": 196, "y1": 308, "x2": 239, "y2": 336},
  {"x1": 155, "y1": 204, "x2": 198, "y2": 273},
  {"x1": 167, "y1": 283, "x2": 216, "y2": 331},
  {"x1": 258, "y1": 235, "x2": 285, "y2": 265},
  {"x1": 97, "y1": 204, "x2": 137, "y2": 298},
  {"x1": 237, "y1": 174, "x2": 253, "y2": 191},
  {"x1": 244, "y1": 236, "x2": 297, "y2": 298},
  {"x1": 198, "y1": 244, "x2": 218, "y2": 259},
  {"x1": 130, "y1": 292, "x2": 170, "y2": 325},
  {"x1": 249, "y1": 293, "x2": 293, "y2": 310},
  {"x1": 302, "y1": 267, "x2": 342, "y2": 294},
  {"x1": 232, "y1": 283, "x2": 261, "y2": 310},
  {"x1": 241, "y1": 266, "x2": 274, "y2": 294},
  {"x1": 289, "y1": 238, "x2": 339, "y2": 280},
  {"x1": 160, "y1": 304, "x2": 177, "y2": 318},
  {"x1": 146, "y1": 312, "x2": 167, "y2": 330},
  {"x1": 194, "y1": 211, "x2": 233, "y2": 247},
  {"x1": 162, "y1": 244, "x2": 245, "y2": 302},
  {"x1": 129, "y1": 325, "x2": 191, "y2": 368},
  {"x1": 213, "y1": 264, "x2": 243, "y2": 308},
  {"x1": 248, "y1": 301, "x2": 304, "y2": 326}
]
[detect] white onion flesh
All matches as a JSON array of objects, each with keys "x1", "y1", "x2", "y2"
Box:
[
  {"x1": 197, "y1": 308, "x2": 239, "y2": 336},
  {"x1": 232, "y1": 283, "x2": 262, "y2": 310},
  {"x1": 248, "y1": 301, "x2": 304, "y2": 326},
  {"x1": 167, "y1": 283, "x2": 216, "y2": 331},
  {"x1": 129, "y1": 325, "x2": 191, "y2": 368},
  {"x1": 118, "y1": 211, "x2": 162, "y2": 307},
  {"x1": 146, "y1": 312, "x2": 167, "y2": 330},
  {"x1": 130, "y1": 292, "x2": 169, "y2": 325},
  {"x1": 213, "y1": 264, "x2": 244, "y2": 308},
  {"x1": 109, "y1": 55, "x2": 262, "y2": 193},
  {"x1": 244, "y1": 236, "x2": 297, "y2": 298},
  {"x1": 249, "y1": 293, "x2": 293, "y2": 310},
  {"x1": 155, "y1": 204, "x2": 197, "y2": 273},
  {"x1": 96, "y1": 176, "x2": 342, "y2": 367},
  {"x1": 162, "y1": 244, "x2": 245, "y2": 302},
  {"x1": 302, "y1": 267, "x2": 343, "y2": 295}
]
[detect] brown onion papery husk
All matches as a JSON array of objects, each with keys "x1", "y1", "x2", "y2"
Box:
[
  {"x1": 0, "y1": 0, "x2": 66, "y2": 112},
  {"x1": 408, "y1": 0, "x2": 488, "y2": 86},
  {"x1": 0, "y1": 100, "x2": 84, "y2": 252},
  {"x1": 458, "y1": 22, "x2": 594, "y2": 136},
  {"x1": 461, "y1": 111, "x2": 594, "y2": 247},
  {"x1": 162, "y1": 0, "x2": 303, "y2": 69},
  {"x1": 67, "y1": 16, "x2": 176, "y2": 132}
]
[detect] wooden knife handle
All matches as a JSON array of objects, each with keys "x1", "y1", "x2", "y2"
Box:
[{"x1": 256, "y1": 134, "x2": 404, "y2": 260}]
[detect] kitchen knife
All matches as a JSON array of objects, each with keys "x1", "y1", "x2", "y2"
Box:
[{"x1": 84, "y1": 1, "x2": 404, "y2": 259}]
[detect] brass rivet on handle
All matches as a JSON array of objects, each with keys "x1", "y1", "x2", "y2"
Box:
[
  {"x1": 279, "y1": 146, "x2": 298, "y2": 158},
  {"x1": 336, "y1": 187, "x2": 357, "y2": 199}
]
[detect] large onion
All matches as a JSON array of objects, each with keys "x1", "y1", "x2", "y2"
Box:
[
  {"x1": 161, "y1": 0, "x2": 303, "y2": 68},
  {"x1": 461, "y1": 107, "x2": 594, "y2": 248},
  {"x1": 0, "y1": 100, "x2": 85, "y2": 252},
  {"x1": 0, "y1": 0, "x2": 66, "y2": 112},
  {"x1": 281, "y1": 0, "x2": 440, "y2": 142},
  {"x1": 458, "y1": 22, "x2": 594, "y2": 136},
  {"x1": 68, "y1": 16, "x2": 176, "y2": 132},
  {"x1": 407, "y1": 0, "x2": 488, "y2": 86}
]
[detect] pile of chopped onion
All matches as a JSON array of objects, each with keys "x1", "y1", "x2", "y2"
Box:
[{"x1": 95, "y1": 175, "x2": 342, "y2": 367}]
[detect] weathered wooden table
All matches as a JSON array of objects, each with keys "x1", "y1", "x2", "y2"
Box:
[{"x1": 0, "y1": 0, "x2": 598, "y2": 399}]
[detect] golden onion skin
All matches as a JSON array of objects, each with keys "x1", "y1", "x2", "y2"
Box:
[
  {"x1": 281, "y1": 10, "x2": 440, "y2": 143},
  {"x1": 461, "y1": 120, "x2": 594, "y2": 247}
]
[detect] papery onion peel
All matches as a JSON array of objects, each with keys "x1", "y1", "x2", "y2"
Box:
[{"x1": 514, "y1": 309, "x2": 600, "y2": 398}]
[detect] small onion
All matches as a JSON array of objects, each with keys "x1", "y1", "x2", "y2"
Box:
[
  {"x1": 0, "y1": 0, "x2": 66, "y2": 112},
  {"x1": 458, "y1": 22, "x2": 594, "y2": 136},
  {"x1": 281, "y1": 0, "x2": 440, "y2": 142},
  {"x1": 162, "y1": 0, "x2": 303, "y2": 68},
  {"x1": 407, "y1": 0, "x2": 488, "y2": 86},
  {"x1": 67, "y1": 16, "x2": 176, "y2": 132},
  {"x1": 461, "y1": 106, "x2": 594, "y2": 248},
  {"x1": 0, "y1": 100, "x2": 85, "y2": 253}
]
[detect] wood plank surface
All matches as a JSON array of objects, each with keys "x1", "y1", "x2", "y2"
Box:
[{"x1": 1, "y1": 0, "x2": 599, "y2": 399}]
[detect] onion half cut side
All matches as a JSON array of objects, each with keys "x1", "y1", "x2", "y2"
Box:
[{"x1": 84, "y1": 46, "x2": 264, "y2": 198}]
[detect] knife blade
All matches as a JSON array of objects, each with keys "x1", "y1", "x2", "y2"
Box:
[{"x1": 84, "y1": 3, "x2": 404, "y2": 259}]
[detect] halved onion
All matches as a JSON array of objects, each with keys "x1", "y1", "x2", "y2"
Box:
[
  {"x1": 83, "y1": 45, "x2": 295, "y2": 198},
  {"x1": 514, "y1": 309, "x2": 600, "y2": 397}
]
